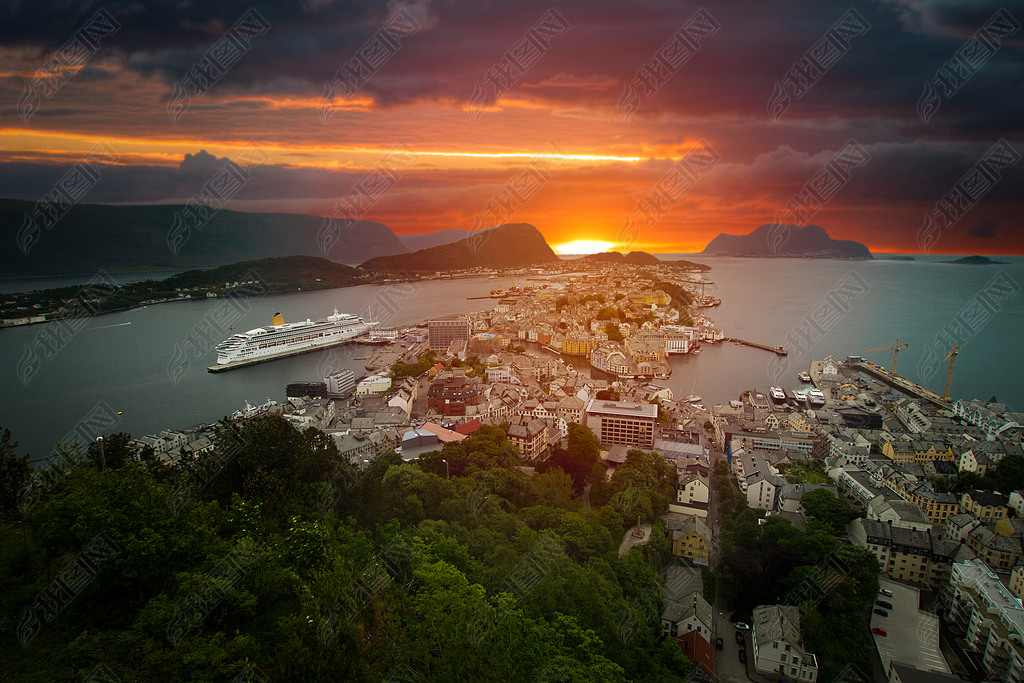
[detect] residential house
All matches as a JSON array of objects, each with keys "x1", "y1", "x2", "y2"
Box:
[
  {"x1": 665, "y1": 513, "x2": 712, "y2": 565},
  {"x1": 751, "y1": 605, "x2": 819, "y2": 682},
  {"x1": 960, "y1": 490, "x2": 1009, "y2": 522},
  {"x1": 662, "y1": 590, "x2": 715, "y2": 678}
]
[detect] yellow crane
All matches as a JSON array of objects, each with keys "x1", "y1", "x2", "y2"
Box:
[
  {"x1": 867, "y1": 338, "x2": 909, "y2": 374},
  {"x1": 941, "y1": 344, "x2": 958, "y2": 400}
]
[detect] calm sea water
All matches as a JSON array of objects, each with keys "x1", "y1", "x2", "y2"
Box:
[{"x1": 1, "y1": 258, "x2": 1022, "y2": 462}]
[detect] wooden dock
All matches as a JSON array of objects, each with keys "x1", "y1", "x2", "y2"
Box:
[{"x1": 723, "y1": 337, "x2": 788, "y2": 356}]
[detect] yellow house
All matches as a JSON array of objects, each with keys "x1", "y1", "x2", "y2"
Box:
[
  {"x1": 960, "y1": 489, "x2": 1009, "y2": 522},
  {"x1": 906, "y1": 486, "x2": 960, "y2": 525},
  {"x1": 883, "y1": 440, "x2": 955, "y2": 465},
  {"x1": 666, "y1": 514, "x2": 712, "y2": 565},
  {"x1": 1010, "y1": 565, "x2": 1024, "y2": 602}
]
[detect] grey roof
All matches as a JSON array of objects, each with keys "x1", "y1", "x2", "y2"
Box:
[{"x1": 752, "y1": 605, "x2": 802, "y2": 648}]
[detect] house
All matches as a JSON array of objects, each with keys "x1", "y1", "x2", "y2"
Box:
[
  {"x1": 866, "y1": 498, "x2": 932, "y2": 531},
  {"x1": 506, "y1": 417, "x2": 548, "y2": 460},
  {"x1": 670, "y1": 470, "x2": 710, "y2": 519},
  {"x1": 960, "y1": 490, "x2": 1009, "y2": 522},
  {"x1": 751, "y1": 605, "x2": 818, "y2": 682},
  {"x1": 661, "y1": 590, "x2": 715, "y2": 677},
  {"x1": 665, "y1": 513, "x2": 712, "y2": 565},
  {"x1": 848, "y1": 519, "x2": 964, "y2": 588},
  {"x1": 746, "y1": 469, "x2": 788, "y2": 511}
]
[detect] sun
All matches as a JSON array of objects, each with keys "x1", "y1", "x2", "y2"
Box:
[{"x1": 555, "y1": 240, "x2": 616, "y2": 255}]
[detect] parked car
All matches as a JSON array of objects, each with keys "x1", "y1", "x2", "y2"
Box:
[
  {"x1": 738, "y1": 649, "x2": 746, "y2": 663},
  {"x1": 872, "y1": 627, "x2": 887, "y2": 636},
  {"x1": 735, "y1": 630, "x2": 745, "y2": 645},
  {"x1": 716, "y1": 637, "x2": 724, "y2": 650},
  {"x1": 880, "y1": 588, "x2": 893, "y2": 597},
  {"x1": 734, "y1": 622, "x2": 751, "y2": 630},
  {"x1": 876, "y1": 600, "x2": 893, "y2": 609},
  {"x1": 874, "y1": 608, "x2": 889, "y2": 617}
]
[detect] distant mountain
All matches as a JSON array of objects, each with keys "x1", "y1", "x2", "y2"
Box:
[
  {"x1": 579, "y1": 251, "x2": 662, "y2": 265},
  {"x1": 0, "y1": 199, "x2": 408, "y2": 276},
  {"x1": 399, "y1": 229, "x2": 470, "y2": 252},
  {"x1": 701, "y1": 224, "x2": 872, "y2": 259},
  {"x1": 943, "y1": 255, "x2": 1006, "y2": 265},
  {"x1": 360, "y1": 223, "x2": 558, "y2": 271}
]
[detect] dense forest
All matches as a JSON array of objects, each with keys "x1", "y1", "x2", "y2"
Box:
[
  {"x1": 709, "y1": 461, "x2": 880, "y2": 680},
  {"x1": 0, "y1": 422, "x2": 690, "y2": 682}
]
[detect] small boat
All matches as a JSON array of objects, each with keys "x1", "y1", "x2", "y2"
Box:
[
  {"x1": 692, "y1": 348, "x2": 702, "y2": 355},
  {"x1": 798, "y1": 371, "x2": 812, "y2": 382},
  {"x1": 808, "y1": 388, "x2": 826, "y2": 405},
  {"x1": 770, "y1": 387, "x2": 786, "y2": 402},
  {"x1": 686, "y1": 395, "x2": 702, "y2": 403},
  {"x1": 793, "y1": 390, "x2": 808, "y2": 403},
  {"x1": 231, "y1": 397, "x2": 278, "y2": 421}
]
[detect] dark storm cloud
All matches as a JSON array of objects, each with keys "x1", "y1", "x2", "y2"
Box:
[
  {"x1": 4, "y1": 0, "x2": 1020, "y2": 130},
  {"x1": 969, "y1": 219, "x2": 999, "y2": 238}
]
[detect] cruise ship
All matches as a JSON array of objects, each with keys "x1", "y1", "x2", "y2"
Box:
[{"x1": 214, "y1": 309, "x2": 376, "y2": 366}]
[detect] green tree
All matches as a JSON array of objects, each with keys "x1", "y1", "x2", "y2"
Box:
[
  {"x1": 0, "y1": 427, "x2": 31, "y2": 519},
  {"x1": 801, "y1": 489, "x2": 857, "y2": 535}
]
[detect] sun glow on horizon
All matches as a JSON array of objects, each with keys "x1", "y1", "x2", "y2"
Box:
[{"x1": 554, "y1": 240, "x2": 616, "y2": 255}]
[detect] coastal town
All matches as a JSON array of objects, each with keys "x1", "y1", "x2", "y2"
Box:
[{"x1": 116, "y1": 260, "x2": 1024, "y2": 683}]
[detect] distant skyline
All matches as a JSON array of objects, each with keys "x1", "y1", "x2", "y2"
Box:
[{"x1": 2, "y1": 1, "x2": 1022, "y2": 254}]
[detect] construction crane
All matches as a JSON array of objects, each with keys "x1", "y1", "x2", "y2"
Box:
[
  {"x1": 941, "y1": 344, "x2": 958, "y2": 400},
  {"x1": 867, "y1": 339, "x2": 909, "y2": 375}
]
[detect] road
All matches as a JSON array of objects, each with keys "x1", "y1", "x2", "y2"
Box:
[{"x1": 707, "y1": 440, "x2": 758, "y2": 682}]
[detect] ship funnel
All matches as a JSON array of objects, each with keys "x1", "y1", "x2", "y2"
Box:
[{"x1": 271, "y1": 312, "x2": 284, "y2": 327}]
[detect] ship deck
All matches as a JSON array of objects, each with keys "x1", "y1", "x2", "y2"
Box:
[{"x1": 208, "y1": 334, "x2": 370, "y2": 373}]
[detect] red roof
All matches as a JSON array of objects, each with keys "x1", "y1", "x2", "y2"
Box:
[
  {"x1": 454, "y1": 420, "x2": 482, "y2": 435},
  {"x1": 675, "y1": 630, "x2": 714, "y2": 677}
]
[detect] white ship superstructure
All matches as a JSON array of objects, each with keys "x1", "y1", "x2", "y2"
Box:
[{"x1": 215, "y1": 309, "x2": 376, "y2": 365}]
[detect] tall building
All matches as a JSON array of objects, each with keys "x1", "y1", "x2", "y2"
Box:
[
  {"x1": 428, "y1": 316, "x2": 471, "y2": 352},
  {"x1": 584, "y1": 399, "x2": 657, "y2": 449},
  {"x1": 324, "y1": 369, "x2": 355, "y2": 397}
]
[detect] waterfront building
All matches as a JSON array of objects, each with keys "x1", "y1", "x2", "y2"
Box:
[
  {"x1": 428, "y1": 316, "x2": 471, "y2": 352},
  {"x1": 584, "y1": 399, "x2": 657, "y2": 449},
  {"x1": 356, "y1": 373, "x2": 392, "y2": 397},
  {"x1": 324, "y1": 369, "x2": 356, "y2": 397}
]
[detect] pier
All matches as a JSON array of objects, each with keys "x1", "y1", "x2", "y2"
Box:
[
  {"x1": 850, "y1": 362, "x2": 951, "y2": 409},
  {"x1": 723, "y1": 338, "x2": 788, "y2": 356}
]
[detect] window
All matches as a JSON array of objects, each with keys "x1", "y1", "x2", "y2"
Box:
[{"x1": 792, "y1": 668, "x2": 798, "y2": 676}]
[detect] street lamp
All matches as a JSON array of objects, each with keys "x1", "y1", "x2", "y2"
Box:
[
  {"x1": 96, "y1": 436, "x2": 106, "y2": 471},
  {"x1": 442, "y1": 458, "x2": 450, "y2": 479}
]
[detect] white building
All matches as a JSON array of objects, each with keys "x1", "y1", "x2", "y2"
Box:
[
  {"x1": 356, "y1": 373, "x2": 392, "y2": 396},
  {"x1": 948, "y1": 559, "x2": 1024, "y2": 681},
  {"x1": 751, "y1": 605, "x2": 818, "y2": 682},
  {"x1": 325, "y1": 369, "x2": 356, "y2": 397}
]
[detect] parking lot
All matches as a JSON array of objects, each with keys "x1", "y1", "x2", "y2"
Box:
[{"x1": 871, "y1": 578, "x2": 951, "y2": 675}]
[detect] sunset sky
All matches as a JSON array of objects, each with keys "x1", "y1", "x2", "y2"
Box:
[{"x1": 2, "y1": 0, "x2": 1022, "y2": 254}]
